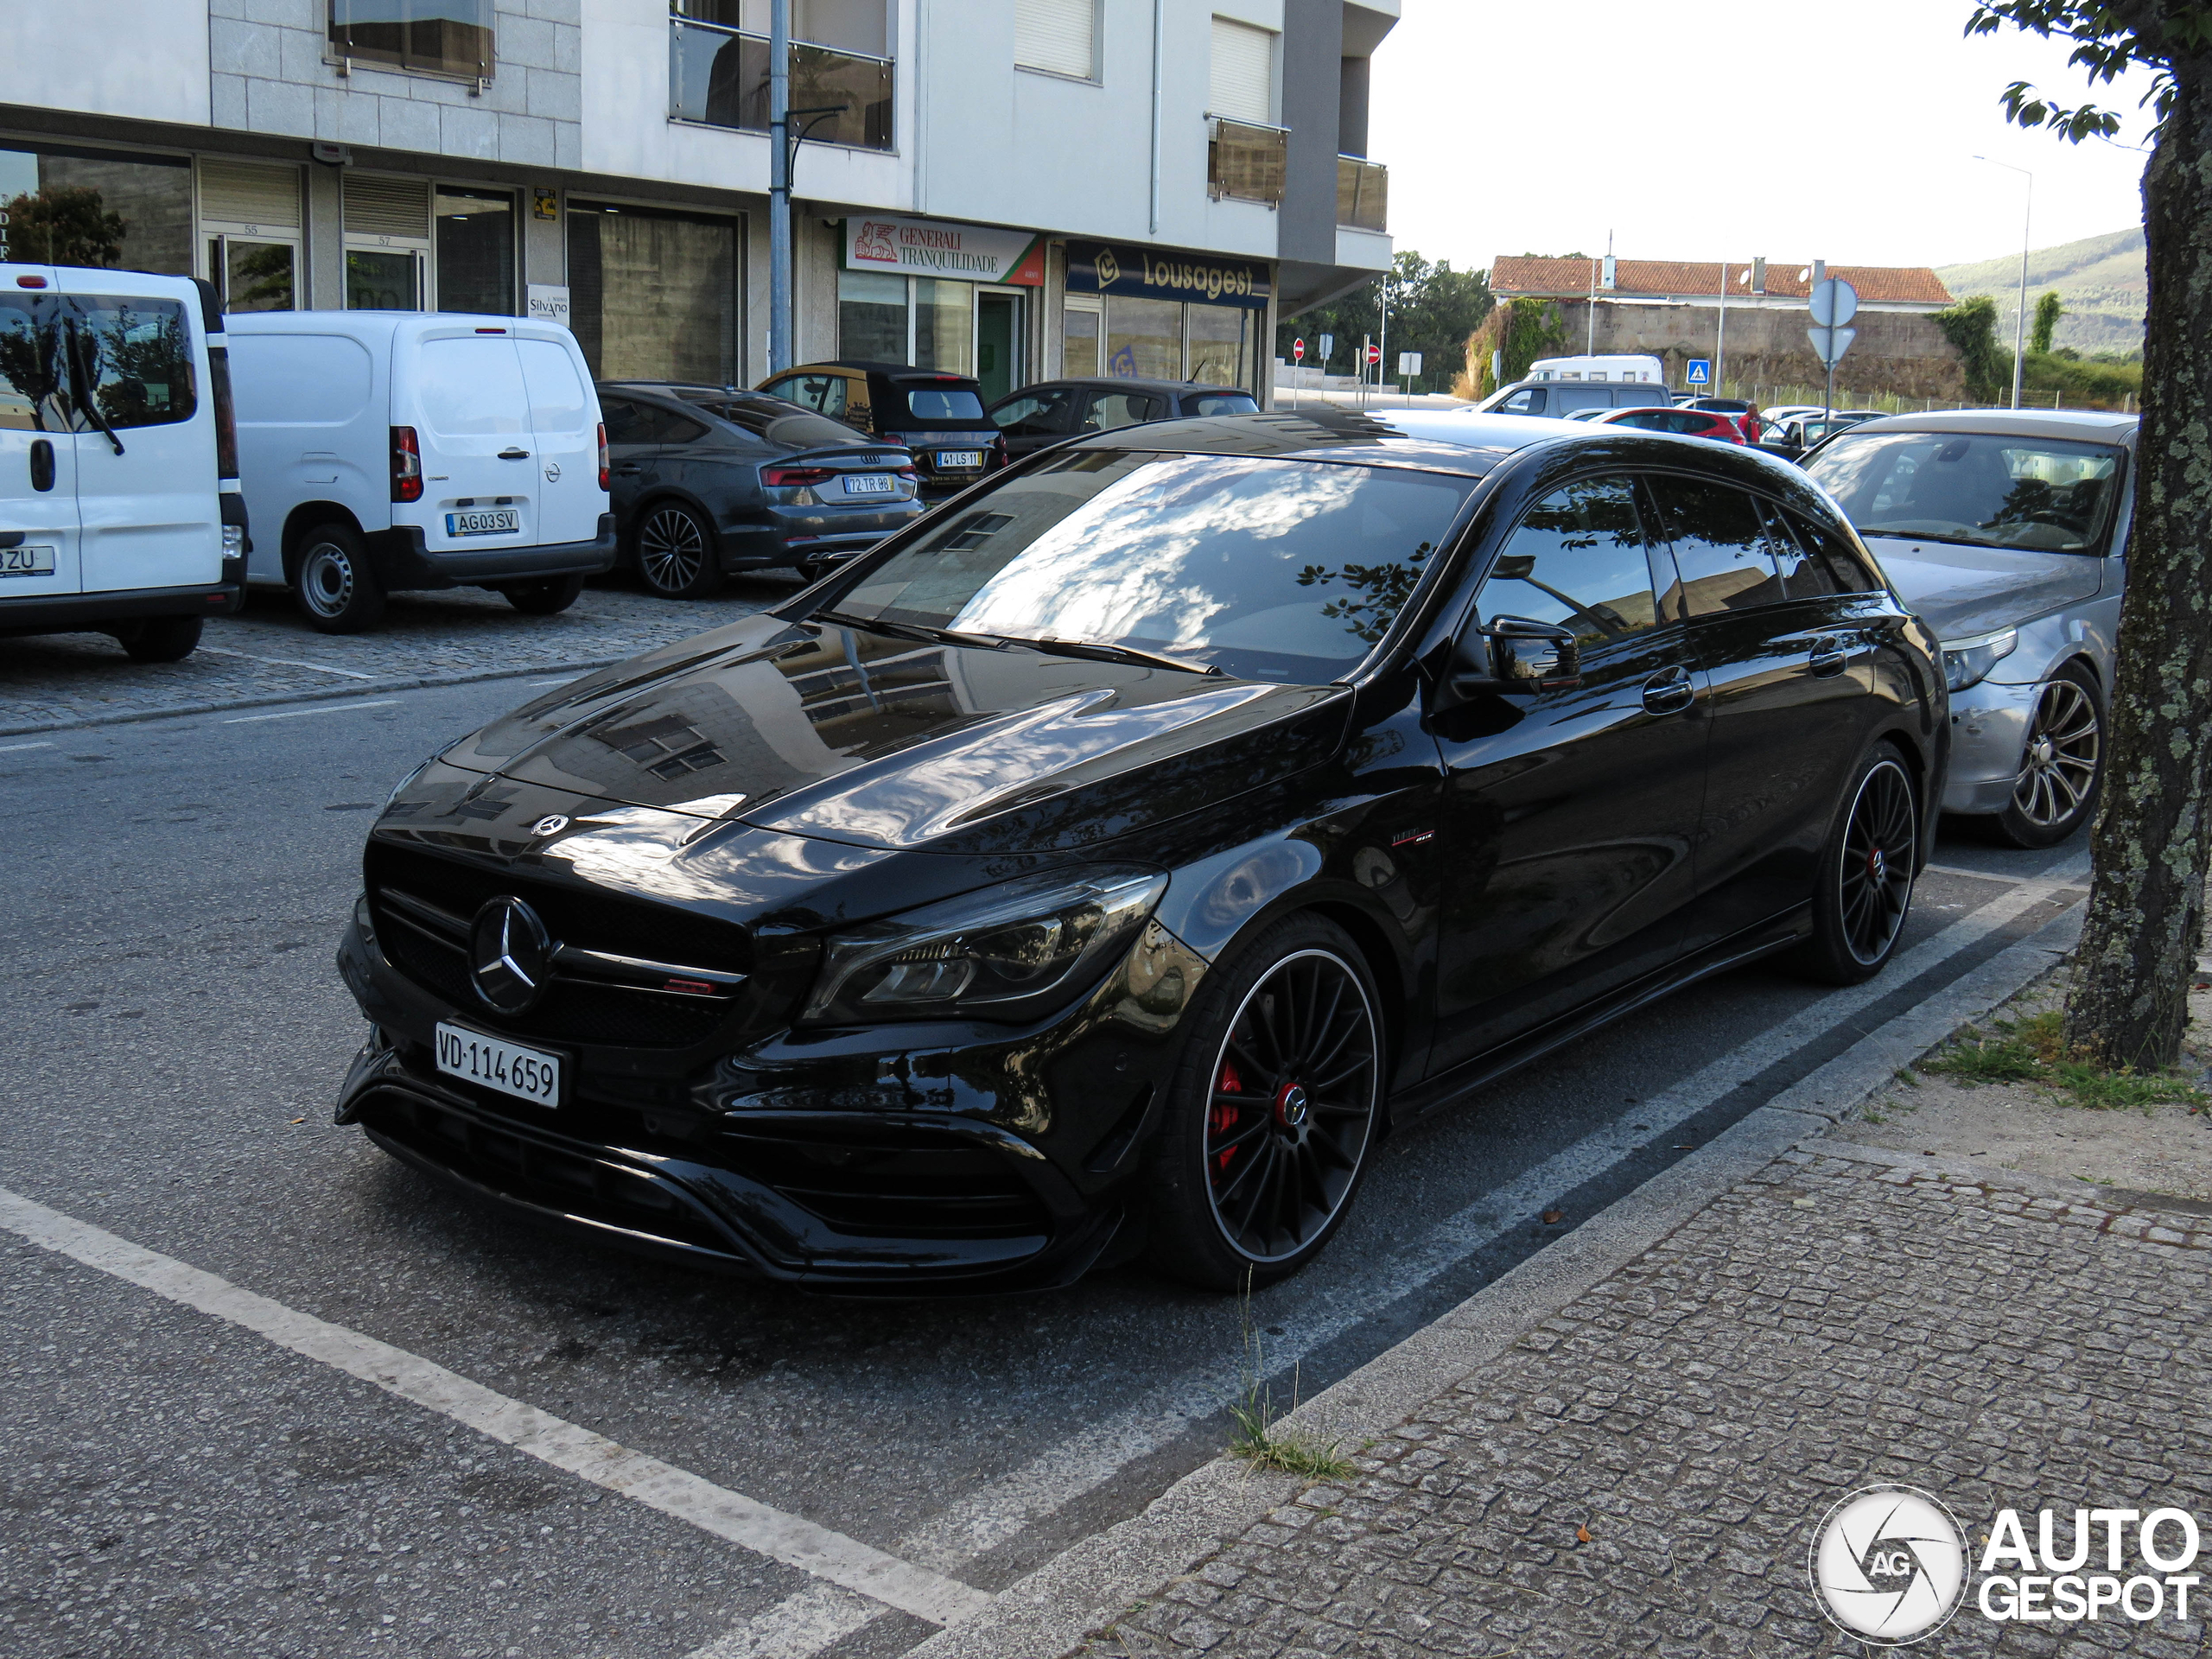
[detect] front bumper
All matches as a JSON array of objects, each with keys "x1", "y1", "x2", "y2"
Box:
[
  {"x1": 1942, "y1": 678, "x2": 2040, "y2": 815},
  {"x1": 334, "y1": 888, "x2": 1204, "y2": 1294},
  {"x1": 375, "y1": 517, "x2": 619, "y2": 591}
]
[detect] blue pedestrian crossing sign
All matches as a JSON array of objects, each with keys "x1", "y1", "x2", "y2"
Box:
[{"x1": 1686, "y1": 359, "x2": 1713, "y2": 385}]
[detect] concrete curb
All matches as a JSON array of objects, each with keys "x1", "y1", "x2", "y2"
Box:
[
  {"x1": 0, "y1": 658, "x2": 624, "y2": 738},
  {"x1": 910, "y1": 898, "x2": 2090, "y2": 1659}
]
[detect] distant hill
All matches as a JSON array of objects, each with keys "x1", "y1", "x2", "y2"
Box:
[{"x1": 1936, "y1": 227, "x2": 2145, "y2": 355}]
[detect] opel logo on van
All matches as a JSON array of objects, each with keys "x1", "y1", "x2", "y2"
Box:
[
  {"x1": 469, "y1": 897, "x2": 552, "y2": 1015},
  {"x1": 544, "y1": 461, "x2": 561, "y2": 483}
]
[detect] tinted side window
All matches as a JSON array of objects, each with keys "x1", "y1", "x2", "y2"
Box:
[
  {"x1": 1497, "y1": 388, "x2": 1539, "y2": 414},
  {"x1": 1785, "y1": 506, "x2": 1885, "y2": 594},
  {"x1": 1554, "y1": 387, "x2": 1612, "y2": 415},
  {"x1": 1081, "y1": 391, "x2": 1167, "y2": 431},
  {"x1": 600, "y1": 397, "x2": 646, "y2": 443},
  {"x1": 1758, "y1": 499, "x2": 1840, "y2": 599},
  {"x1": 1479, "y1": 475, "x2": 1660, "y2": 647},
  {"x1": 646, "y1": 405, "x2": 710, "y2": 445},
  {"x1": 993, "y1": 388, "x2": 1077, "y2": 435},
  {"x1": 67, "y1": 296, "x2": 197, "y2": 430},
  {"x1": 1644, "y1": 475, "x2": 1783, "y2": 614}
]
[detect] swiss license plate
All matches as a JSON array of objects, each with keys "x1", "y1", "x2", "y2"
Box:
[
  {"x1": 936, "y1": 451, "x2": 985, "y2": 469},
  {"x1": 0, "y1": 544, "x2": 57, "y2": 577},
  {"x1": 841, "y1": 473, "x2": 895, "y2": 497},
  {"x1": 446, "y1": 509, "x2": 520, "y2": 537},
  {"x1": 435, "y1": 1022, "x2": 563, "y2": 1107}
]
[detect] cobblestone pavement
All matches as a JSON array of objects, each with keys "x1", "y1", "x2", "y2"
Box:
[
  {"x1": 0, "y1": 573, "x2": 803, "y2": 734},
  {"x1": 1079, "y1": 1147, "x2": 2212, "y2": 1658}
]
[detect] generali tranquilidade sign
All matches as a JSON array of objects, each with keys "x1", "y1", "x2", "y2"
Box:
[{"x1": 842, "y1": 215, "x2": 1043, "y2": 286}]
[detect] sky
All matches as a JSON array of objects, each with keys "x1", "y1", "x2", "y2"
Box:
[{"x1": 1367, "y1": 1, "x2": 2158, "y2": 274}]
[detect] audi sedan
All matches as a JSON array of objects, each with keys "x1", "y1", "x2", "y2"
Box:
[
  {"x1": 335, "y1": 409, "x2": 1943, "y2": 1294},
  {"x1": 598, "y1": 382, "x2": 925, "y2": 599}
]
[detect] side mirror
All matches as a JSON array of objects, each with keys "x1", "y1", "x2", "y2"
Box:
[{"x1": 1479, "y1": 615, "x2": 1583, "y2": 691}]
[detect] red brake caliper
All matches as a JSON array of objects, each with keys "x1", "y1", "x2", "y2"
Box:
[{"x1": 1211, "y1": 1061, "x2": 1243, "y2": 1171}]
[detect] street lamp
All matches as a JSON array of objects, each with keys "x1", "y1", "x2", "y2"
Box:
[
  {"x1": 1973, "y1": 155, "x2": 2032, "y2": 410},
  {"x1": 767, "y1": 0, "x2": 849, "y2": 378}
]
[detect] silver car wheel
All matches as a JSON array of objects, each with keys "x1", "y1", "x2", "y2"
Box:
[
  {"x1": 299, "y1": 541, "x2": 356, "y2": 620},
  {"x1": 637, "y1": 506, "x2": 707, "y2": 594},
  {"x1": 2012, "y1": 678, "x2": 2101, "y2": 830}
]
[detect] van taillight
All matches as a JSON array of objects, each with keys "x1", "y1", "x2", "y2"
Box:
[
  {"x1": 209, "y1": 346, "x2": 239, "y2": 481},
  {"x1": 597, "y1": 422, "x2": 608, "y2": 492},
  {"x1": 391, "y1": 426, "x2": 423, "y2": 503}
]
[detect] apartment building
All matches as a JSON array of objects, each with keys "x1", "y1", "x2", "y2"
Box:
[{"x1": 1, "y1": 0, "x2": 1397, "y2": 405}]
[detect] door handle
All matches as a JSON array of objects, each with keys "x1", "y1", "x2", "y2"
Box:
[
  {"x1": 1641, "y1": 665, "x2": 1696, "y2": 715},
  {"x1": 613, "y1": 463, "x2": 643, "y2": 475},
  {"x1": 1809, "y1": 634, "x2": 1848, "y2": 677},
  {"x1": 29, "y1": 438, "x2": 54, "y2": 493},
  {"x1": 498, "y1": 448, "x2": 531, "y2": 460}
]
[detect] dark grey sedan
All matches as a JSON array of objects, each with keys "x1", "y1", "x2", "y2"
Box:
[
  {"x1": 988, "y1": 377, "x2": 1261, "y2": 461},
  {"x1": 597, "y1": 383, "x2": 926, "y2": 599}
]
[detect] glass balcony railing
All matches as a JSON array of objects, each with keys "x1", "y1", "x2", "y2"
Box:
[
  {"x1": 1207, "y1": 116, "x2": 1287, "y2": 206},
  {"x1": 1338, "y1": 156, "x2": 1388, "y2": 232},
  {"x1": 669, "y1": 16, "x2": 894, "y2": 151}
]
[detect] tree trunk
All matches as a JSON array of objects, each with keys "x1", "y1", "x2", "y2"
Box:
[{"x1": 2063, "y1": 54, "x2": 2212, "y2": 1070}]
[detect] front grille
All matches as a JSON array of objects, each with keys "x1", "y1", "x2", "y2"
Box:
[
  {"x1": 366, "y1": 842, "x2": 746, "y2": 1049},
  {"x1": 721, "y1": 1124, "x2": 1051, "y2": 1239}
]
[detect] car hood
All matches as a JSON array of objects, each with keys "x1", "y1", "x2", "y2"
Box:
[
  {"x1": 442, "y1": 613, "x2": 1348, "y2": 855},
  {"x1": 1863, "y1": 536, "x2": 2107, "y2": 642}
]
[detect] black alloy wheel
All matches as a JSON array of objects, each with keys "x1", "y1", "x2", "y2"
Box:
[
  {"x1": 633, "y1": 502, "x2": 721, "y2": 601},
  {"x1": 1144, "y1": 915, "x2": 1382, "y2": 1288},
  {"x1": 1987, "y1": 664, "x2": 2102, "y2": 849},
  {"x1": 1796, "y1": 748, "x2": 1919, "y2": 984}
]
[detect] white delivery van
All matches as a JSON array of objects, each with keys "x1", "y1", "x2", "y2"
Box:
[
  {"x1": 0, "y1": 264, "x2": 246, "y2": 661},
  {"x1": 227, "y1": 311, "x2": 613, "y2": 632},
  {"x1": 1523, "y1": 354, "x2": 1668, "y2": 385}
]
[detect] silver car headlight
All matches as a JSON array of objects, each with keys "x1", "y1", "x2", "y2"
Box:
[
  {"x1": 1942, "y1": 627, "x2": 2018, "y2": 692},
  {"x1": 801, "y1": 866, "x2": 1169, "y2": 1026}
]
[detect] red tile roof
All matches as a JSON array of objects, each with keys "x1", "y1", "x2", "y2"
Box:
[{"x1": 1490, "y1": 256, "x2": 1954, "y2": 306}]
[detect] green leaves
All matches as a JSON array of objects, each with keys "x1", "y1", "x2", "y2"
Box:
[{"x1": 1966, "y1": 1, "x2": 2205, "y2": 140}]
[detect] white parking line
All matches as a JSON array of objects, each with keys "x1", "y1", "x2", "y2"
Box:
[
  {"x1": 0, "y1": 1187, "x2": 994, "y2": 1630},
  {"x1": 198, "y1": 645, "x2": 379, "y2": 680},
  {"x1": 223, "y1": 698, "x2": 401, "y2": 723},
  {"x1": 693, "y1": 868, "x2": 2088, "y2": 1656},
  {"x1": 0, "y1": 740, "x2": 54, "y2": 753}
]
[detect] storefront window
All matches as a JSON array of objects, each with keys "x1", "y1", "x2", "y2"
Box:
[
  {"x1": 1062, "y1": 303, "x2": 1101, "y2": 377},
  {"x1": 1105, "y1": 296, "x2": 1181, "y2": 381},
  {"x1": 217, "y1": 241, "x2": 297, "y2": 312},
  {"x1": 913, "y1": 278, "x2": 972, "y2": 374},
  {"x1": 1186, "y1": 304, "x2": 1252, "y2": 387},
  {"x1": 435, "y1": 188, "x2": 515, "y2": 315},
  {"x1": 837, "y1": 270, "x2": 907, "y2": 363},
  {"x1": 346, "y1": 251, "x2": 420, "y2": 309},
  {"x1": 568, "y1": 201, "x2": 739, "y2": 384},
  {"x1": 0, "y1": 143, "x2": 191, "y2": 275}
]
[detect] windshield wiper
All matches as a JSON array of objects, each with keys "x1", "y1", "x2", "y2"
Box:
[
  {"x1": 64, "y1": 323, "x2": 124, "y2": 456},
  {"x1": 813, "y1": 610, "x2": 1006, "y2": 651},
  {"x1": 993, "y1": 634, "x2": 1224, "y2": 677}
]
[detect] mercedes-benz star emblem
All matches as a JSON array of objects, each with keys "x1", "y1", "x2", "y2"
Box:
[
  {"x1": 543, "y1": 461, "x2": 561, "y2": 483},
  {"x1": 530, "y1": 815, "x2": 569, "y2": 837},
  {"x1": 469, "y1": 897, "x2": 553, "y2": 1015}
]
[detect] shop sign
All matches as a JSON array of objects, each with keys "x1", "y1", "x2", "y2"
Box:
[
  {"x1": 1065, "y1": 241, "x2": 1271, "y2": 310},
  {"x1": 526, "y1": 284, "x2": 571, "y2": 328},
  {"x1": 844, "y1": 214, "x2": 1043, "y2": 285}
]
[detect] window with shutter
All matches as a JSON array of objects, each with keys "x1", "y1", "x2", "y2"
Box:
[
  {"x1": 344, "y1": 175, "x2": 432, "y2": 241},
  {"x1": 1016, "y1": 0, "x2": 1096, "y2": 79},
  {"x1": 1209, "y1": 16, "x2": 1275, "y2": 124},
  {"x1": 199, "y1": 161, "x2": 302, "y2": 232}
]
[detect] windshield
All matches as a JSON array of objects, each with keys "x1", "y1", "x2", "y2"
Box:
[
  {"x1": 1807, "y1": 430, "x2": 2125, "y2": 554},
  {"x1": 829, "y1": 449, "x2": 1476, "y2": 683}
]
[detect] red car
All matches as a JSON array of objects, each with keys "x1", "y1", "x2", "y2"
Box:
[{"x1": 1574, "y1": 405, "x2": 1748, "y2": 443}]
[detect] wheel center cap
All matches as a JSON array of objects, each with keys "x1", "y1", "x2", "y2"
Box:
[
  {"x1": 1274, "y1": 1082, "x2": 1311, "y2": 1134},
  {"x1": 1867, "y1": 848, "x2": 1887, "y2": 883},
  {"x1": 2032, "y1": 735, "x2": 2056, "y2": 766}
]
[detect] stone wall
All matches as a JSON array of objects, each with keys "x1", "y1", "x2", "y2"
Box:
[{"x1": 1548, "y1": 299, "x2": 1967, "y2": 400}]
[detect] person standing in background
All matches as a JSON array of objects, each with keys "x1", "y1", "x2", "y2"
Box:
[{"x1": 1739, "y1": 403, "x2": 1765, "y2": 444}]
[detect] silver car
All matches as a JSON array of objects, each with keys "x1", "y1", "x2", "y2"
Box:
[{"x1": 1804, "y1": 410, "x2": 2134, "y2": 847}]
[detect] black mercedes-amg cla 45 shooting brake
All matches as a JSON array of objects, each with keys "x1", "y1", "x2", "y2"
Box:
[{"x1": 335, "y1": 408, "x2": 1944, "y2": 1294}]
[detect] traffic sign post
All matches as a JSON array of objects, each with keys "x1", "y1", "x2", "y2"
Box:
[
  {"x1": 1396, "y1": 351, "x2": 1423, "y2": 396},
  {"x1": 1807, "y1": 277, "x2": 1859, "y2": 420},
  {"x1": 1290, "y1": 338, "x2": 1304, "y2": 409},
  {"x1": 1686, "y1": 359, "x2": 1713, "y2": 388}
]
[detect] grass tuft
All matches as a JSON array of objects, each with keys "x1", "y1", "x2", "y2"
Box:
[
  {"x1": 1225, "y1": 1278, "x2": 1357, "y2": 1481},
  {"x1": 1922, "y1": 1009, "x2": 2209, "y2": 1112}
]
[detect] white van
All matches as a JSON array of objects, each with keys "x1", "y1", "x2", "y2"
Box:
[
  {"x1": 227, "y1": 311, "x2": 613, "y2": 632},
  {"x1": 1523, "y1": 354, "x2": 1668, "y2": 385},
  {"x1": 1, "y1": 264, "x2": 246, "y2": 661}
]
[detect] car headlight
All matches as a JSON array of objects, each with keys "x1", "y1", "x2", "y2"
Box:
[
  {"x1": 1942, "y1": 627, "x2": 2018, "y2": 692},
  {"x1": 800, "y1": 866, "x2": 1170, "y2": 1026}
]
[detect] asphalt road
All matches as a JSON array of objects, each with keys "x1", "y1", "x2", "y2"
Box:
[{"x1": 0, "y1": 681, "x2": 2091, "y2": 1659}]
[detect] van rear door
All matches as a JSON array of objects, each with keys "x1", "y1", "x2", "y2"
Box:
[
  {"x1": 403, "y1": 327, "x2": 536, "y2": 554},
  {"x1": 514, "y1": 333, "x2": 601, "y2": 546},
  {"x1": 0, "y1": 285, "x2": 81, "y2": 598},
  {"x1": 60, "y1": 284, "x2": 222, "y2": 594}
]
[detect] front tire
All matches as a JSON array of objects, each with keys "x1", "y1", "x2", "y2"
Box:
[
  {"x1": 1982, "y1": 663, "x2": 2103, "y2": 849},
  {"x1": 294, "y1": 523, "x2": 385, "y2": 633},
  {"x1": 1142, "y1": 914, "x2": 1383, "y2": 1291},
  {"x1": 1792, "y1": 747, "x2": 1920, "y2": 985},
  {"x1": 113, "y1": 614, "x2": 203, "y2": 663},
  {"x1": 632, "y1": 502, "x2": 721, "y2": 600},
  {"x1": 499, "y1": 574, "x2": 585, "y2": 615}
]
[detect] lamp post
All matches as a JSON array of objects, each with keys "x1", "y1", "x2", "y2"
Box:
[
  {"x1": 767, "y1": 0, "x2": 849, "y2": 378},
  {"x1": 1973, "y1": 155, "x2": 2032, "y2": 410}
]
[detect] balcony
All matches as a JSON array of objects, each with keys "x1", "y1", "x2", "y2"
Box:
[
  {"x1": 669, "y1": 16, "x2": 894, "y2": 151},
  {"x1": 1338, "y1": 156, "x2": 1388, "y2": 232},
  {"x1": 1207, "y1": 116, "x2": 1287, "y2": 207}
]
